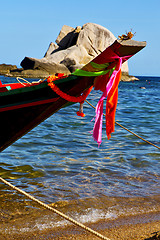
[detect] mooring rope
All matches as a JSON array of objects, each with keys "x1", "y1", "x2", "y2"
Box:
[
  {"x1": 16, "y1": 77, "x2": 32, "y2": 86},
  {"x1": 85, "y1": 100, "x2": 160, "y2": 150},
  {"x1": 0, "y1": 176, "x2": 111, "y2": 240}
]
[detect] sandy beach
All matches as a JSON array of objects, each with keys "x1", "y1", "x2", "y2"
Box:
[
  {"x1": 1, "y1": 210, "x2": 160, "y2": 240},
  {"x1": 0, "y1": 191, "x2": 160, "y2": 240}
]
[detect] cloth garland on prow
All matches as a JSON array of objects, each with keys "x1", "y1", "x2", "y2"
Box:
[
  {"x1": 93, "y1": 58, "x2": 122, "y2": 146},
  {"x1": 73, "y1": 51, "x2": 124, "y2": 146},
  {"x1": 73, "y1": 57, "x2": 122, "y2": 146}
]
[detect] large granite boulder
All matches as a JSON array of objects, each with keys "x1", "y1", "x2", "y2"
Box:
[{"x1": 21, "y1": 23, "x2": 129, "y2": 76}]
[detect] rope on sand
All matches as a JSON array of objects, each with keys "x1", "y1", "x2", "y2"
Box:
[
  {"x1": 0, "y1": 176, "x2": 111, "y2": 240},
  {"x1": 85, "y1": 100, "x2": 160, "y2": 150}
]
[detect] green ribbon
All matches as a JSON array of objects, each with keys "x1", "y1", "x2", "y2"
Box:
[
  {"x1": 90, "y1": 61, "x2": 110, "y2": 70},
  {"x1": 72, "y1": 68, "x2": 110, "y2": 77},
  {"x1": 72, "y1": 63, "x2": 115, "y2": 77}
]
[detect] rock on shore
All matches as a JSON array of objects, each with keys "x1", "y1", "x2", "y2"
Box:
[
  {"x1": 0, "y1": 23, "x2": 138, "y2": 81},
  {"x1": 0, "y1": 64, "x2": 17, "y2": 75}
]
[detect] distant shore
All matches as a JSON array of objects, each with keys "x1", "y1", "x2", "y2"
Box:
[{"x1": 0, "y1": 63, "x2": 139, "y2": 81}]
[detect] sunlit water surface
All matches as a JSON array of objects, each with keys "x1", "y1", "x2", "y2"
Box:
[{"x1": 0, "y1": 76, "x2": 159, "y2": 233}]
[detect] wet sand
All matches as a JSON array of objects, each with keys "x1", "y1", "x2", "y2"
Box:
[
  {"x1": 1, "y1": 211, "x2": 160, "y2": 240},
  {"x1": 0, "y1": 193, "x2": 160, "y2": 240}
]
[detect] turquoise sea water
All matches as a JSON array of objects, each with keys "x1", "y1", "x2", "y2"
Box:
[{"x1": 0, "y1": 76, "x2": 160, "y2": 234}]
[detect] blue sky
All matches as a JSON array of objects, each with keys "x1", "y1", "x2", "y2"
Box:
[{"x1": 0, "y1": 0, "x2": 160, "y2": 76}]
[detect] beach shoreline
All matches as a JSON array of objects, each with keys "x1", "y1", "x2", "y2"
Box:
[
  {"x1": 1, "y1": 211, "x2": 160, "y2": 240},
  {"x1": 0, "y1": 192, "x2": 160, "y2": 240}
]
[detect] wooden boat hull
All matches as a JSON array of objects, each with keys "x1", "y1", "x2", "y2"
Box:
[
  {"x1": 0, "y1": 75, "x2": 94, "y2": 152},
  {"x1": 0, "y1": 39, "x2": 146, "y2": 151}
]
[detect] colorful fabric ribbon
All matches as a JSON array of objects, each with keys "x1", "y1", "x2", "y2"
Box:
[
  {"x1": 72, "y1": 68, "x2": 110, "y2": 77},
  {"x1": 65, "y1": 45, "x2": 132, "y2": 146},
  {"x1": 93, "y1": 58, "x2": 122, "y2": 146},
  {"x1": 72, "y1": 46, "x2": 129, "y2": 145}
]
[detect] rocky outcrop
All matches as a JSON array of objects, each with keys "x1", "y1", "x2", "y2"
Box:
[
  {"x1": 20, "y1": 23, "x2": 128, "y2": 77},
  {"x1": 0, "y1": 23, "x2": 136, "y2": 80},
  {"x1": 121, "y1": 73, "x2": 139, "y2": 82},
  {"x1": 0, "y1": 64, "x2": 17, "y2": 75}
]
